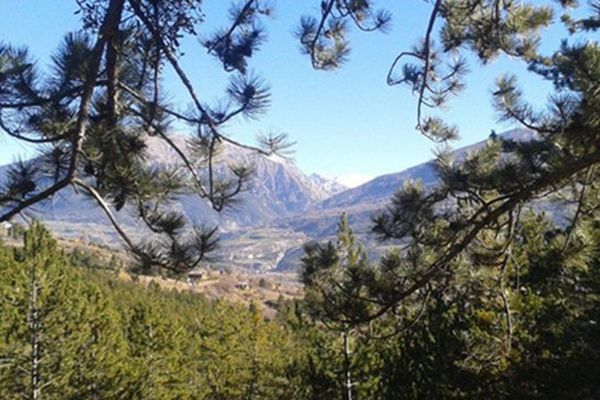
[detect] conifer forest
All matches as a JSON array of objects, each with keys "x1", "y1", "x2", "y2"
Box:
[{"x1": 0, "y1": 1, "x2": 599, "y2": 398}]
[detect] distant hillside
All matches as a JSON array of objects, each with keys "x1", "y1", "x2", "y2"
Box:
[
  {"x1": 0, "y1": 134, "x2": 347, "y2": 234},
  {"x1": 1, "y1": 128, "x2": 541, "y2": 272},
  {"x1": 277, "y1": 128, "x2": 536, "y2": 239}
]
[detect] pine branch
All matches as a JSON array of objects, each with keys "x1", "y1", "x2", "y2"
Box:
[
  {"x1": 0, "y1": 0, "x2": 125, "y2": 222},
  {"x1": 362, "y1": 145, "x2": 600, "y2": 324}
]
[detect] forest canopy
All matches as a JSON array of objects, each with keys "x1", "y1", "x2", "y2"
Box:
[{"x1": 0, "y1": 1, "x2": 599, "y2": 398}]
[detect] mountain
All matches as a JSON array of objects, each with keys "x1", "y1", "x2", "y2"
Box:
[
  {"x1": 319, "y1": 128, "x2": 535, "y2": 211},
  {"x1": 307, "y1": 173, "x2": 347, "y2": 200},
  {"x1": 0, "y1": 135, "x2": 346, "y2": 225},
  {"x1": 0, "y1": 133, "x2": 346, "y2": 251},
  {"x1": 276, "y1": 128, "x2": 536, "y2": 239},
  {"x1": 144, "y1": 135, "x2": 348, "y2": 225},
  {"x1": 1, "y1": 128, "x2": 538, "y2": 271}
]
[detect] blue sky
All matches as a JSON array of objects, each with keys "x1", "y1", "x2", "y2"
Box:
[{"x1": 0, "y1": 1, "x2": 564, "y2": 186}]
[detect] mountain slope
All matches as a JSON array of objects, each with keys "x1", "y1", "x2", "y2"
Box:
[
  {"x1": 0, "y1": 134, "x2": 347, "y2": 237},
  {"x1": 277, "y1": 128, "x2": 535, "y2": 238},
  {"x1": 1, "y1": 128, "x2": 539, "y2": 271},
  {"x1": 320, "y1": 128, "x2": 534, "y2": 211}
]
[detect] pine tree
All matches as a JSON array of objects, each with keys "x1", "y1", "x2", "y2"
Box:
[
  {"x1": 63, "y1": 282, "x2": 129, "y2": 399},
  {"x1": 500, "y1": 211, "x2": 600, "y2": 399},
  {"x1": 188, "y1": 300, "x2": 254, "y2": 400},
  {"x1": 0, "y1": 223, "x2": 73, "y2": 397},
  {"x1": 119, "y1": 289, "x2": 188, "y2": 399},
  {"x1": 0, "y1": 0, "x2": 288, "y2": 273},
  {"x1": 0, "y1": 223, "x2": 127, "y2": 398},
  {"x1": 302, "y1": 214, "x2": 375, "y2": 400},
  {"x1": 243, "y1": 301, "x2": 303, "y2": 399},
  {"x1": 299, "y1": 0, "x2": 600, "y2": 324}
]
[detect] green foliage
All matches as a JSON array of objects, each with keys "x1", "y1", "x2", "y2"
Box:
[
  {"x1": 302, "y1": 213, "x2": 375, "y2": 326},
  {"x1": 294, "y1": 2, "x2": 600, "y2": 332},
  {"x1": 0, "y1": 220, "x2": 598, "y2": 398},
  {"x1": 0, "y1": 224, "x2": 310, "y2": 399},
  {"x1": 2, "y1": 1, "x2": 600, "y2": 398},
  {"x1": 0, "y1": 0, "x2": 290, "y2": 273},
  {"x1": 0, "y1": 223, "x2": 129, "y2": 399},
  {"x1": 300, "y1": 208, "x2": 600, "y2": 399}
]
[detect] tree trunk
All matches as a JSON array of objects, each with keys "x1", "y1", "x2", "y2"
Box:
[
  {"x1": 30, "y1": 263, "x2": 41, "y2": 400},
  {"x1": 343, "y1": 330, "x2": 352, "y2": 400}
]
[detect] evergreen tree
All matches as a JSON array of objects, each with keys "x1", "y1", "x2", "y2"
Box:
[
  {"x1": 2, "y1": 222, "x2": 596, "y2": 398},
  {"x1": 188, "y1": 300, "x2": 255, "y2": 399},
  {"x1": 243, "y1": 301, "x2": 302, "y2": 399},
  {"x1": 120, "y1": 289, "x2": 188, "y2": 399},
  {"x1": 0, "y1": 0, "x2": 288, "y2": 273},
  {"x1": 0, "y1": 224, "x2": 322, "y2": 399},
  {"x1": 63, "y1": 283, "x2": 129, "y2": 399},
  {"x1": 302, "y1": 214, "x2": 375, "y2": 400},
  {"x1": 299, "y1": 0, "x2": 600, "y2": 324},
  {"x1": 501, "y1": 212, "x2": 600, "y2": 399},
  {"x1": 0, "y1": 223, "x2": 127, "y2": 398}
]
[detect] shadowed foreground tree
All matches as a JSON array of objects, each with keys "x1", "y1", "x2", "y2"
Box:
[
  {"x1": 0, "y1": 0, "x2": 290, "y2": 273},
  {"x1": 299, "y1": 0, "x2": 600, "y2": 324},
  {"x1": 302, "y1": 214, "x2": 373, "y2": 400},
  {"x1": 300, "y1": 208, "x2": 600, "y2": 399}
]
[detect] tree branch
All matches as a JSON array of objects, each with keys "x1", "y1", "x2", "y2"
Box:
[{"x1": 0, "y1": 0, "x2": 125, "y2": 222}]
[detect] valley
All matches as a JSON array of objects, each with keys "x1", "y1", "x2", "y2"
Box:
[{"x1": 0, "y1": 128, "x2": 535, "y2": 274}]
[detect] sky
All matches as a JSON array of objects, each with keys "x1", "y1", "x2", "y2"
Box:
[{"x1": 0, "y1": 0, "x2": 566, "y2": 187}]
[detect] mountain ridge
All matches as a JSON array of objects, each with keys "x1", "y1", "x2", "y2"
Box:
[{"x1": 0, "y1": 128, "x2": 536, "y2": 271}]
